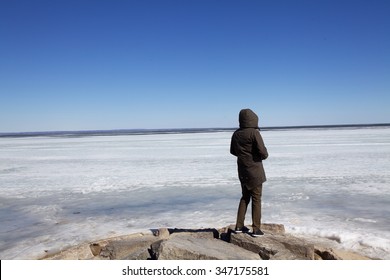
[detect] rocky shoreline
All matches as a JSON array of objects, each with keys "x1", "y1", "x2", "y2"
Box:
[{"x1": 42, "y1": 223, "x2": 371, "y2": 260}]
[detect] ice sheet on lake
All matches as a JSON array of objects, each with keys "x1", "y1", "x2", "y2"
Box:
[{"x1": 0, "y1": 127, "x2": 390, "y2": 259}]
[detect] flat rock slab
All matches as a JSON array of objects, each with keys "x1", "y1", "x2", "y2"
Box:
[
  {"x1": 315, "y1": 246, "x2": 371, "y2": 260},
  {"x1": 94, "y1": 234, "x2": 160, "y2": 260},
  {"x1": 153, "y1": 234, "x2": 260, "y2": 260},
  {"x1": 169, "y1": 228, "x2": 219, "y2": 239},
  {"x1": 44, "y1": 232, "x2": 160, "y2": 260},
  {"x1": 230, "y1": 232, "x2": 314, "y2": 260},
  {"x1": 43, "y1": 243, "x2": 96, "y2": 260}
]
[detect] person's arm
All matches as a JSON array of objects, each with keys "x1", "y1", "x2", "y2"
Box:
[
  {"x1": 230, "y1": 134, "x2": 237, "y2": 156},
  {"x1": 254, "y1": 131, "x2": 268, "y2": 160}
]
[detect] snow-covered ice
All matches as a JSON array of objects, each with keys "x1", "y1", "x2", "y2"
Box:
[{"x1": 0, "y1": 127, "x2": 389, "y2": 259}]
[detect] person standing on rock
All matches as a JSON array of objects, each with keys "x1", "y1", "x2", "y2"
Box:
[{"x1": 230, "y1": 108, "x2": 268, "y2": 236}]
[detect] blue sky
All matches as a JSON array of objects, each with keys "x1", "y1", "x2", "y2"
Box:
[{"x1": 1, "y1": 0, "x2": 389, "y2": 132}]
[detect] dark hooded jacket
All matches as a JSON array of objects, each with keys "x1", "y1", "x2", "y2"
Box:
[{"x1": 230, "y1": 109, "x2": 268, "y2": 189}]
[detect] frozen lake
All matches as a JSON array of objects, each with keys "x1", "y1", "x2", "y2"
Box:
[{"x1": 1, "y1": 127, "x2": 390, "y2": 259}]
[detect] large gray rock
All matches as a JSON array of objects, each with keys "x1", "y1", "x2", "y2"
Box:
[
  {"x1": 43, "y1": 243, "x2": 96, "y2": 260},
  {"x1": 315, "y1": 246, "x2": 371, "y2": 260},
  {"x1": 152, "y1": 234, "x2": 260, "y2": 260},
  {"x1": 43, "y1": 232, "x2": 161, "y2": 260},
  {"x1": 94, "y1": 234, "x2": 158, "y2": 260},
  {"x1": 230, "y1": 232, "x2": 314, "y2": 260}
]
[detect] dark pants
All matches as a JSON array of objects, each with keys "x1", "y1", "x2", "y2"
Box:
[{"x1": 236, "y1": 184, "x2": 263, "y2": 231}]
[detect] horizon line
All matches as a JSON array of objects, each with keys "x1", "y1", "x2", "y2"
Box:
[{"x1": 1, "y1": 122, "x2": 390, "y2": 138}]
